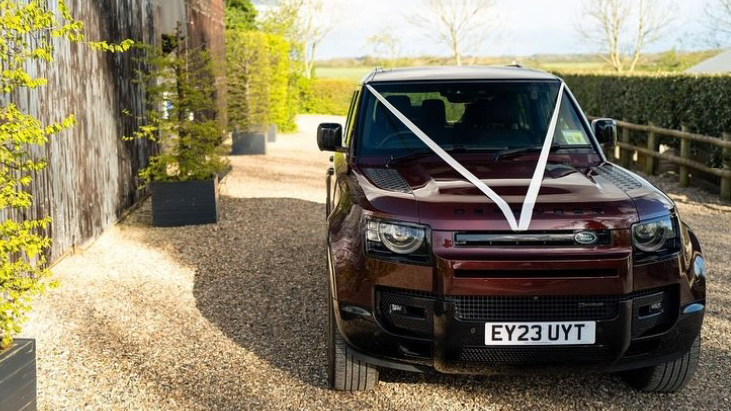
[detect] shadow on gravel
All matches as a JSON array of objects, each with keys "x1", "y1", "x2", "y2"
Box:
[{"x1": 185, "y1": 197, "x2": 330, "y2": 387}]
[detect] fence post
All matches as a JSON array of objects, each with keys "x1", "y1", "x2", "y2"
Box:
[
  {"x1": 646, "y1": 122, "x2": 657, "y2": 175},
  {"x1": 621, "y1": 119, "x2": 631, "y2": 168},
  {"x1": 679, "y1": 125, "x2": 691, "y2": 187},
  {"x1": 722, "y1": 132, "x2": 731, "y2": 200}
]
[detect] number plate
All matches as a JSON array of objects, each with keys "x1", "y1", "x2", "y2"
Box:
[{"x1": 484, "y1": 322, "x2": 596, "y2": 346}]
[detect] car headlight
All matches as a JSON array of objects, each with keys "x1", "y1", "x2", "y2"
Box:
[
  {"x1": 631, "y1": 215, "x2": 681, "y2": 261},
  {"x1": 365, "y1": 218, "x2": 430, "y2": 263}
]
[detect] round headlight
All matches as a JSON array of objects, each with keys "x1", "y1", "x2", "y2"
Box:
[
  {"x1": 632, "y1": 216, "x2": 675, "y2": 252},
  {"x1": 378, "y1": 222, "x2": 425, "y2": 254}
]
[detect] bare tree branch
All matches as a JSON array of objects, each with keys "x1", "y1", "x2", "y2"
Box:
[
  {"x1": 577, "y1": 0, "x2": 674, "y2": 72},
  {"x1": 703, "y1": 0, "x2": 731, "y2": 46},
  {"x1": 407, "y1": 0, "x2": 499, "y2": 66}
]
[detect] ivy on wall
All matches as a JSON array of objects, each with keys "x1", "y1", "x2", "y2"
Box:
[{"x1": 0, "y1": 0, "x2": 131, "y2": 349}]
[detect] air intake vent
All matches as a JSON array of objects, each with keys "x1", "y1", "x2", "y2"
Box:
[
  {"x1": 593, "y1": 165, "x2": 642, "y2": 191},
  {"x1": 363, "y1": 168, "x2": 412, "y2": 193}
]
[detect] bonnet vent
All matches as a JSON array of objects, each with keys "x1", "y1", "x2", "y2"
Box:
[
  {"x1": 363, "y1": 168, "x2": 412, "y2": 193},
  {"x1": 593, "y1": 165, "x2": 642, "y2": 192}
]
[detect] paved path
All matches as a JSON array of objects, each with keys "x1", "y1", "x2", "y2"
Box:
[{"x1": 23, "y1": 115, "x2": 731, "y2": 410}]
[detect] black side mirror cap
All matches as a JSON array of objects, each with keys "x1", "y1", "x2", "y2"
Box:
[
  {"x1": 592, "y1": 118, "x2": 617, "y2": 153},
  {"x1": 317, "y1": 123, "x2": 345, "y2": 152}
]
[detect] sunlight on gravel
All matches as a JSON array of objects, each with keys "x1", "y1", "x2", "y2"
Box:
[{"x1": 22, "y1": 115, "x2": 731, "y2": 410}]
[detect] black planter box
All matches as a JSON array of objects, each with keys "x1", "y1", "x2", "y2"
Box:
[
  {"x1": 150, "y1": 177, "x2": 219, "y2": 227},
  {"x1": 0, "y1": 339, "x2": 36, "y2": 411},
  {"x1": 267, "y1": 124, "x2": 277, "y2": 143},
  {"x1": 231, "y1": 131, "x2": 266, "y2": 155}
]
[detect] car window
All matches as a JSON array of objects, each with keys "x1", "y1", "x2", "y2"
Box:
[
  {"x1": 356, "y1": 81, "x2": 594, "y2": 162},
  {"x1": 553, "y1": 97, "x2": 591, "y2": 146}
]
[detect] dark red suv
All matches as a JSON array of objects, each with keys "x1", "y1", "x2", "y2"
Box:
[{"x1": 318, "y1": 66, "x2": 705, "y2": 392}]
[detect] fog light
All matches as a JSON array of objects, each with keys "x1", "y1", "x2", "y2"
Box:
[
  {"x1": 639, "y1": 301, "x2": 664, "y2": 318},
  {"x1": 389, "y1": 304, "x2": 404, "y2": 314}
]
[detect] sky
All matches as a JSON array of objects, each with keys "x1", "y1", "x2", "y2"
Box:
[{"x1": 265, "y1": 0, "x2": 713, "y2": 60}]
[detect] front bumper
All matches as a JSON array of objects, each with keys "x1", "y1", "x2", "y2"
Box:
[{"x1": 335, "y1": 286, "x2": 704, "y2": 375}]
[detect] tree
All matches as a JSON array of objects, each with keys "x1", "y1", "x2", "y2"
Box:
[
  {"x1": 131, "y1": 38, "x2": 227, "y2": 183},
  {"x1": 366, "y1": 29, "x2": 402, "y2": 68},
  {"x1": 408, "y1": 0, "x2": 499, "y2": 66},
  {"x1": 260, "y1": 0, "x2": 336, "y2": 79},
  {"x1": 703, "y1": 0, "x2": 731, "y2": 46},
  {"x1": 225, "y1": 0, "x2": 258, "y2": 31},
  {"x1": 577, "y1": 0, "x2": 675, "y2": 72},
  {"x1": 0, "y1": 0, "x2": 131, "y2": 349}
]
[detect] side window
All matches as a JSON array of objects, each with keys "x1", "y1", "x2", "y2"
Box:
[
  {"x1": 553, "y1": 98, "x2": 591, "y2": 146},
  {"x1": 343, "y1": 90, "x2": 359, "y2": 147}
]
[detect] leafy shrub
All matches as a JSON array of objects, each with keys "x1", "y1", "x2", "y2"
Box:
[
  {"x1": 226, "y1": 30, "x2": 298, "y2": 133},
  {"x1": 299, "y1": 78, "x2": 357, "y2": 116},
  {"x1": 1, "y1": 0, "x2": 131, "y2": 349},
  {"x1": 131, "y1": 39, "x2": 227, "y2": 183},
  {"x1": 558, "y1": 72, "x2": 731, "y2": 166}
]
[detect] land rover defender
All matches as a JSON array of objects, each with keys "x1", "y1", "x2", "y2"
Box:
[{"x1": 319, "y1": 66, "x2": 706, "y2": 392}]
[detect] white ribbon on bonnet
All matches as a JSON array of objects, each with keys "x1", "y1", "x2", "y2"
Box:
[{"x1": 365, "y1": 82, "x2": 566, "y2": 232}]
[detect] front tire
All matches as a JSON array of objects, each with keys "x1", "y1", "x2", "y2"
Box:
[
  {"x1": 622, "y1": 336, "x2": 700, "y2": 393},
  {"x1": 327, "y1": 291, "x2": 379, "y2": 391}
]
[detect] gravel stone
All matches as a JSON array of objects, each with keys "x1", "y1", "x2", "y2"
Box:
[{"x1": 21, "y1": 115, "x2": 731, "y2": 410}]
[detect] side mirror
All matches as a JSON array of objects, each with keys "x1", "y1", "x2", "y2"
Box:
[
  {"x1": 317, "y1": 123, "x2": 344, "y2": 152},
  {"x1": 592, "y1": 118, "x2": 617, "y2": 152}
]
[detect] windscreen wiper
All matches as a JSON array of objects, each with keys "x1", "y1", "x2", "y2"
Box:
[
  {"x1": 495, "y1": 144, "x2": 590, "y2": 161},
  {"x1": 386, "y1": 150, "x2": 434, "y2": 167}
]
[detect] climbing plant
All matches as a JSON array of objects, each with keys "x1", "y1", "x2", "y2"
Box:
[{"x1": 0, "y1": 0, "x2": 132, "y2": 349}]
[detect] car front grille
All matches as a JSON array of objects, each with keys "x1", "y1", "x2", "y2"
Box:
[
  {"x1": 453, "y1": 288, "x2": 668, "y2": 322},
  {"x1": 459, "y1": 346, "x2": 613, "y2": 364}
]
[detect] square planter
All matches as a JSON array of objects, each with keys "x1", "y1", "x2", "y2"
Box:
[
  {"x1": 150, "y1": 176, "x2": 219, "y2": 227},
  {"x1": 231, "y1": 130, "x2": 266, "y2": 155},
  {"x1": 267, "y1": 124, "x2": 277, "y2": 143},
  {"x1": 0, "y1": 339, "x2": 37, "y2": 411}
]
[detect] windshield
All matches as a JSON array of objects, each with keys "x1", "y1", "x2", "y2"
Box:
[{"x1": 355, "y1": 81, "x2": 595, "y2": 162}]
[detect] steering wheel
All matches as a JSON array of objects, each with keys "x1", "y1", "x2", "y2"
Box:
[{"x1": 377, "y1": 131, "x2": 421, "y2": 148}]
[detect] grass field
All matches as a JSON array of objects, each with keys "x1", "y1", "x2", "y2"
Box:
[{"x1": 315, "y1": 67, "x2": 374, "y2": 80}]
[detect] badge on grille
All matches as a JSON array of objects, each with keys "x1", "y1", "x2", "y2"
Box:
[{"x1": 574, "y1": 231, "x2": 598, "y2": 245}]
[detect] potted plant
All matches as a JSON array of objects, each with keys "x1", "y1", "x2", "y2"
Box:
[
  {"x1": 1, "y1": 2, "x2": 132, "y2": 409},
  {"x1": 227, "y1": 30, "x2": 276, "y2": 155},
  {"x1": 132, "y1": 34, "x2": 228, "y2": 227}
]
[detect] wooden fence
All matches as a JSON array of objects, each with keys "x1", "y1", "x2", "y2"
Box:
[{"x1": 589, "y1": 117, "x2": 731, "y2": 200}]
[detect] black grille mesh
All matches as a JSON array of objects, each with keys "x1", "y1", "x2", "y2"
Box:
[
  {"x1": 377, "y1": 291, "x2": 433, "y2": 336},
  {"x1": 363, "y1": 168, "x2": 412, "y2": 193},
  {"x1": 459, "y1": 346, "x2": 612, "y2": 363},
  {"x1": 455, "y1": 294, "x2": 621, "y2": 321},
  {"x1": 593, "y1": 165, "x2": 643, "y2": 191}
]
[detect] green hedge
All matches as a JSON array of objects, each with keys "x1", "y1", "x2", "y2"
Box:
[
  {"x1": 559, "y1": 72, "x2": 731, "y2": 165},
  {"x1": 226, "y1": 30, "x2": 298, "y2": 132},
  {"x1": 299, "y1": 78, "x2": 357, "y2": 116}
]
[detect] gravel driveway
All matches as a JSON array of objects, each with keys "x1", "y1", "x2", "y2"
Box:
[{"x1": 23, "y1": 115, "x2": 731, "y2": 410}]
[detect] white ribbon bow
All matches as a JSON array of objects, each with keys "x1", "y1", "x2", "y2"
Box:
[{"x1": 365, "y1": 82, "x2": 566, "y2": 232}]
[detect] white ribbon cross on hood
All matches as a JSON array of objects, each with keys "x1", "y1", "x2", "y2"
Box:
[{"x1": 365, "y1": 82, "x2": 566, "y2": 232}]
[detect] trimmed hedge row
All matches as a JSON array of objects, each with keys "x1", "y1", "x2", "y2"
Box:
[
  {"x1": 299, "y1": 78, "x2": 357, "y2": 116},
  {"x1": 558, "y1": 72, "x2": 731, "y2": 165},
  {"x1": 227, "y1": 30, "x2": 298, "y2": 133}
]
